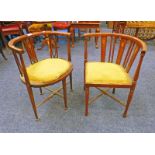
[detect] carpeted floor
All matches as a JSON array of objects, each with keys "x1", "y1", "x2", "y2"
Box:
[{"x1": 0, "y1": 25, "x2": 155, "y2": 133}]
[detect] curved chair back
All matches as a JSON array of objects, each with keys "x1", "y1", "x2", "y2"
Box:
[
  {"x1": 8, "y1": 31, "x2": 71, "y2": 86},
  {"x1": 84, "y1": 33, "x2": 147, "y2": 83}
]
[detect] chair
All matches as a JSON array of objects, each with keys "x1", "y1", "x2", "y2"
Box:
[
  {"x1": 8, "y1": 31, "x2": 73, "y2": 120},
  {"x1": 53, "y1": 21, "x2": 71, "y2": 32},
  {"x1": 0, "y1": 33, "x2": 7, "y2": 60},
  {"x1": 77, "y1": 21, "x2": 100, "y2": 38},
  {"x1": 28, "y1": 22, "x2": 54, "y2": 50},
  {"x1": 112, "y1": 21, "x2": 127, "y2": 33},
  {"x1": 53, "y1": 22, "x2": 71, "y2": 42},
  {"x1": 84, "y1": 33, "x2": 147, "y2": 117},
  {"x1": 0, "y1": 22, "x2": 24, "y2": 48}
]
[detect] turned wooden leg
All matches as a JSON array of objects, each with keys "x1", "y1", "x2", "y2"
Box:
[
  {"x1": 85, "y1": 86, "x2": 89, "y2": 116},
  {"x1": 123, "y1": 87, "x2": 135, "y2": 118},
  {"x1": 69, "y1": 73, "x2": 73, "y2": 91},
  {"x1": 62, "y1": 78, "x2": 68, "y2": 110},
  {"x1": 26, "y1": 85, "x2": 39, "y2": 120}
]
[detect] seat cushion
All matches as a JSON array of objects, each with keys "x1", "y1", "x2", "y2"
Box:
[
  {"x1": 28, "y1": 23, "x2": 52, "y2": 32},
  {"x1": 1, "y1": 25, "x2": 20, "y2": 32},
  {"x1": 53, "y1": 22, "x2": 70, "y2": 29},
  {"x1": 86, "y1": 62, "x2": 132, "y2": 85},
  {"x1": 22, "y1": 58, "x2": 72, "y2": 85}
]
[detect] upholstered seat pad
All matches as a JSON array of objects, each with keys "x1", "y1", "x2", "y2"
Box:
[
  {"x1": 28, "y1": 23, "x2": 52, "y2": 32},
  {"x1": 86, "y1": 62, "x2": 132, "y2": 85},
  {"x1": 22, "y1": 58, "x2": 72, "y2": 84}
]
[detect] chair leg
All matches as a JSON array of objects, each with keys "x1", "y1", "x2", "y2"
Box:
[
  {"x1": 62, "y1": 78, "x2": 68, "y2": 110},
  {"x1": 26, "y1": 85, "x2": 39, "y2": 120},
  {"x1": 85, "y1": 86, "x2": 89, "y2": 116},
  {"x1": 0, "y1": 48, "x2": 7, "y2": 60},
  {"x1": 112, "y1": 88, "x2": 115, "y2": 94},
  {"x1": 123, "y1": 87, "x2": 135, "y2": 118},
  {"x1": 39, "y1": 87, "x2": 43, "y2": 95},
  {"x1": 69, "y1": 73, "x2": 73, "y2": 91}
]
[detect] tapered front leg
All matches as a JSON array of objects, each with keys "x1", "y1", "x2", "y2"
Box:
[{"x1": 85, "y1": 86, "x2": 89, "y2": 116}]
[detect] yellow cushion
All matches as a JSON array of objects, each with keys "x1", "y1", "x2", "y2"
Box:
[
  {"x1": 86, "y1": 62, "x2": 132, "y2": 85},
  {"x1": 22, "y1": 58, "x2": 72, "y2": 85},
  {"x1": 28, "y1": 23, "x2": 52, "y2": 32}
]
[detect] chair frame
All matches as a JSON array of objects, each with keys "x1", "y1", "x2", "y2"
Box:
[
  {"x1": 8, "y1": 31, "x2": 73, "y2": 120},
  {"x1": 84, "y1": 32, "x2": 147, "y2": 117},
  {"x1": 0, "y1": 22, "x2": 24, "y2": 48}
]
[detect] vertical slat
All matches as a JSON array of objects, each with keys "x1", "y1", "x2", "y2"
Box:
[
  {"x1": 116, "y1": 38, "x2": 127, "y2": 64},
  {"x1": 23, "y1": 38, "x2": 38, "y2": 63},
  {"x1": 101, "y1": 36, "x2": 107, "y2": 62},
  {"x1": 126, "y1": 45, "x2": 140, "y2": 72},
  {"x1": 28, "y1": 37, "x2": 38, "y2": 62},
  {"x1": 47, "y1": 34, "x2": 53, "y2": 58},
  {"x1": 123, "y1": 41, "x2": 135, "y2": 67},
  {"x1": 108, "y1": 36, "x2": 113, "y2": 62},
  {"x1": 54, "y1": 35, "x2": 58, "y2": 58},
  {"x1": 110, "y1": 36, "x2": 117, "y2": 62},
  {"x1": 67, "y1": 36, "x2": 71, "y2": 61}
]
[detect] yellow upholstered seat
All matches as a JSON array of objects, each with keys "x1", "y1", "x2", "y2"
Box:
[
  {"x1": 86, "y1": 62, "x2": 132, "y2": 85},
  {"x1": 28, "y1": 23, "x2": 52, "y2": 32},
  {"x1": 21, "y1": 58, "x2": 72, "y2": 85}
]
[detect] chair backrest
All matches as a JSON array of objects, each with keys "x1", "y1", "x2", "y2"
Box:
[
  {"x1": 8, "y1": 31, "x2": 71, "y2": 83},
  {"x1": 84, "y1": 33, "x2": 147, "y2": 82}
]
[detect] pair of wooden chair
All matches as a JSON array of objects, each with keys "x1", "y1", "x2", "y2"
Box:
[{"x1": 8, "y1": 31, "x2": 147, "y2": 120}]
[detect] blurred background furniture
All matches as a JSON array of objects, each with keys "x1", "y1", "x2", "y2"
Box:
[
  {"x1": 112, "y1": 21, "x2": 155, "y2": 40},
  {"x1": 84, "y1": 32, "x2": 147, "y2": 117},
  {"x1": 70, "y1": 21, "x2": 101, "y2": 48},
  {"x1": 28, "y1": 22, "x2": 54, "y2": 50},
  {"x1": 8, "y1": 31, "x2": 73, "y2": 120},
  {"x1": 0, "y1": 21, "x2": 28, "y2": 48},
  {"x1": 0, "y1": 33, "x2": 7, "y2": 60}
]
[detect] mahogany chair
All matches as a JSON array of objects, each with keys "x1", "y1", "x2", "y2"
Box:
[
  {"x1": 0, "y1": 22, "x2": 25, "y2": 48},
  {"x1": 53, "y1": 22, "x2": 71, "y2": 43},
  {"x1": 53, "y1": 21, "x2": 71, "y2": 32},
  {"x1": 84, "y1": 33, "x2": 147, "y2": 117},
  {"x1": 8, "y1": 31, "x2": 73, "y2": 120}
]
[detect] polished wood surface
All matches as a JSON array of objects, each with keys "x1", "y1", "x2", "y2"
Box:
[
  {"x1": 84, "y1": 32, "x2": 147, "y2": 117},
  {"x1": 8, "y1": 31, "x2": 73, "y2": 119}
]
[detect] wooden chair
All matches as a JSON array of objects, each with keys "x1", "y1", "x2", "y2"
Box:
[
  {"x1": 53, "y1": 22, "x2": 71, "y2": 43},
  {"x1": 0, "y1": 22, "x2": 25, "y2": 48},
  {"x1": 84, "y1": 33, "x2": 147, "y2": 117},
  {"x1": 28, "y1": 22, "x2": 54, "y2": 50},
  {"x1": 0, "y1": 33, "x2": 7, "y2": 60},
  {"x1": 8, "y1": 31, "x2": 73, "y2": 120},
  {"x1": 53, "y1": 21, "x2": 71, "y2": 32}
]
